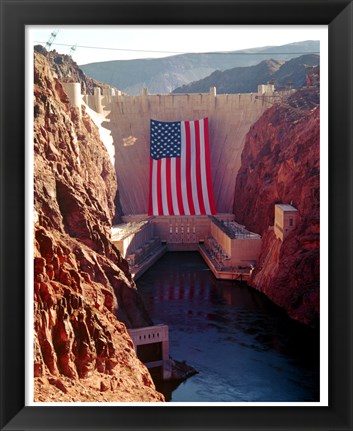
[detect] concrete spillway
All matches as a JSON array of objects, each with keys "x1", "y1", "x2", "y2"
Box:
[{"x1": 84, "y1": 87, "x2": 271, "y2": 215}]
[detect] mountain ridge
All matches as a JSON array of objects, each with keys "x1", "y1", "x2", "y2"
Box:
[
  {"x1": 79, "y1": 40, "x2": 319, "y2": 95},
  {"x1": 173, "y1": 54, "x2": 320, "y2": 94}
]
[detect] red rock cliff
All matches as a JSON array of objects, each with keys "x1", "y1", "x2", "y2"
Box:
[
  {"x1": 33, "y1": 51, "x2": 164, "y2": 402},
  {"x1": 234, "y1": 87, "x2": 320, "y2": 328}
]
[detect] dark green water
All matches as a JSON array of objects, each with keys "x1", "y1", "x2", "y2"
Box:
[{"x1": 136, "y1": 252, "x2": 320, "y2": 403}]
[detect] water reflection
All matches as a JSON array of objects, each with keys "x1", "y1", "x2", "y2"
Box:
[{"x1": 137, "y1": 252, "x2": 320, "y2": 402}]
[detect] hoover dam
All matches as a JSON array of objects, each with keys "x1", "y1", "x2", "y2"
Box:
[
  {"x1": 82, "y1": 86, "x2": 273, "y2": 215},
  {"x1": 58, "y1": 82, "x2": 290, "y2": 283}
]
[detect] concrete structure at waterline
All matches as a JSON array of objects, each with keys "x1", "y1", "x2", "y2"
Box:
[
  {"x1": 111, "y1": 214, "x2": 262, "y2": 282},
  {"x1": 128, "y1": 325, "x2": 171, "y2": 380}
]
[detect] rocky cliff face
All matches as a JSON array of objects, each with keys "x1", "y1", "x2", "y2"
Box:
[
  {"x1": 33, "y1": 51, "x2": 164, "y2": 402},
  {"x1": 234, "y1": 87, "x2": 320, "y2": 328}
]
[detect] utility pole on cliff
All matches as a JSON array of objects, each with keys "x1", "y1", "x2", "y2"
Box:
[{"x1": 69, "y1": 44, "x2": 77, "y2": 58}]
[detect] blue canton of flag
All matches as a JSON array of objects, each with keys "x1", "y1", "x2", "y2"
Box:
[{"x1": 150, "y1": 120, "x2": 182, "y2": 160}]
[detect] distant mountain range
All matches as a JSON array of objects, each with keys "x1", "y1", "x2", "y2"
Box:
[
  {"x1": 173, "y1": 54, "x2": 320, "y2": 94},
  {"x1": 80, "y1": 40, "x2": 320, "y2": 95}
]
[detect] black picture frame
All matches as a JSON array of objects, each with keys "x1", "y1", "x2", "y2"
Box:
[{"x1": 1, "y1": 0, "x2": 352, "y2": 430}]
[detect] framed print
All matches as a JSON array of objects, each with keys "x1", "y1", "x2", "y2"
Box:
[{"x1": 0, "y1": 0, "x2": 352, "y2": 430}]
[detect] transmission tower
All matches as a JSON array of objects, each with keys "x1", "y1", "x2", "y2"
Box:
[
  {"x1": 45, "y1": 30, "x2": 59, "y2": 50},
  {"x1": 69, "y1": 44, "x2": 77, "y2": 58}
]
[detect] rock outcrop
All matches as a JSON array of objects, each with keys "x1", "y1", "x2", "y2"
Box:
[
  {"x1": 234, "y1": 87, "x2": 320, "y2": 328},
  {"x1": 33, "y1": 51, "x2": 164, "y2": 402},
  {"x1": 34, "y1": 45, "x2": 120, "y2": 96}
]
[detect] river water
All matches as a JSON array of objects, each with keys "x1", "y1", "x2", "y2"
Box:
[{"x1": 136, "y1": 252, "x2": 320, "y2": 403}]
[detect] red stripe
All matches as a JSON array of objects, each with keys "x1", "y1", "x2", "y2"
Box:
[
  {"x1": 175, "y1": 157, "x2": 184, "y2": 215},
  {"x1": 184, "y1": 121, "x2": 195, "y2": 215},
  {"x1": 195, "y1": 120, "x2": 206, "y2": 214},
  {"x1": 156, "y1": 159, "x2": 163, "y2": 216},
  {"x1": 165, "y1": 157, "x2": 174, "y2": 215},
  {"x1": 148, "y1": 157, "x2": 153, "y2": 215},
  {"x1": 203, "y1": 118, "x2": 216, "y2": 214}
]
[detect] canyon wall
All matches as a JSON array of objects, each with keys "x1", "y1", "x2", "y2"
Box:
[
  {"x1": 85, "y1": 89, "x2": 270, "y2": 215},
  {"x1": 234, "y1": 88, "x2": 320, "y2": 327},
  {"x1": 33, "y1": 51, "x2": 164, "y2": 402}
]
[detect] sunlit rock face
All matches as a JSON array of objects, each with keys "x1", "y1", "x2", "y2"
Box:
[
  {"x1": 33, "y1": 51, "x2": 163, "y2": 402},
  {"x1": 234, "y1": 87, "x2": 320, "y2": 328},
  {"x1": 34, "y1": 44, "x2": 118, "y2": 95}
]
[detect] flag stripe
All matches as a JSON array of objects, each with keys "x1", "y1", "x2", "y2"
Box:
[
  {"x1": 184, "y1": 121, "x2": 195, "y2": 215},
  {"x1": 195, "y1": 120, "x2": 206, "y2": 214},
  {"x1": 203, "y1": 118, "x2": 216, "y2": 214},
  {"x1": 175, "y1": 156, "x2": 184, "y2": 215},
  {"x1": 157, "y1": 159, "x2": 163, "y2": 215},
  {"x1": 199, "y1": 120, "x2": 211, "y2": 214},
  {"x1": 152, "y1": 159, "x2": 158, "y2": 215},
  {"x1": 161, "y1": 158, "x2": 168, "y2": 215},
  {"x1": 180, "y1": 122, "x2": 190, "y2": 215},
  {"x1": 170, "y1": 157, "x2": 179, "y2": 215},
  {"x1": 190, "y1": 121, "x2": 200, "y2": 215},
  {"x1": 148, "y1": 157, "x2": 153, "y2": 215},
  {"x1": 166, "y1": 157, "x2": 174, "y2": 215}
]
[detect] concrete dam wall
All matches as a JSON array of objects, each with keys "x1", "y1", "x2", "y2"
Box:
[{"x1": 83, "y1": 87, "x2": 271, "y2": 215}]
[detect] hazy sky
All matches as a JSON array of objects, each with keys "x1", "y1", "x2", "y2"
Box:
[{"x1": 28, "y1": 25, "x2": 327, "y2": 65}]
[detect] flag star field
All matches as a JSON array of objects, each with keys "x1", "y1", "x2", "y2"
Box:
[{"x1": 150, "y1": 120, "x2": 182, "y2": 160}]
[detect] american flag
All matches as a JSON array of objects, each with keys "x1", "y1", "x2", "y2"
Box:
[{"x1": 148, "y1": 118, "x2": 216, "y2": 216}]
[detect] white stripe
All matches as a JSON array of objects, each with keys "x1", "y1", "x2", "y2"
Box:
[
  {"x1": 152, "y1": 159, "x2": 158, "y2": 215},
  {"x1": 199, "y1": 119, "x2": 211, "y2": 214},
  {"x1": 190, "y1": 121, "x2": 201, "y2": 215},
  {"x1": 180, "y1": 122, "x2": 190, "y2": 215},
  {"x1": 161, "y1": 158, "x2": 169, "y2": 215},
  {"x1": 170, "y1": 157, "x2": 179, "y2": 215}
]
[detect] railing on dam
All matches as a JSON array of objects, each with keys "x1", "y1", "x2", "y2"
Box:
[{"x1": 83, "y1": 86, "x2": 270, "y2": 116}]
